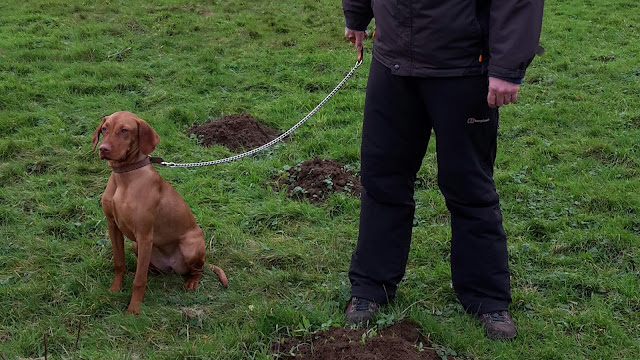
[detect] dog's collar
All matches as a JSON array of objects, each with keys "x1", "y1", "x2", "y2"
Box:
[{"x1": 112, "y1": 156, "x2": 164, "y2": 173}]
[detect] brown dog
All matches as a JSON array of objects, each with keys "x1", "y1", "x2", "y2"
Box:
[{"x1": 92, "y1": 111, "x2": 228, "y2": 315}]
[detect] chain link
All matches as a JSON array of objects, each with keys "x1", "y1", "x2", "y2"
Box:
[{"x1": 160, "y1": 59, "x2": 363, "y2": 168}]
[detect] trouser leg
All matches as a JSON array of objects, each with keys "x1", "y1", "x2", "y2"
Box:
[
  {"x1": 349, "y1": 58, "x2": 431, "y2": 304},
  {"x1": 422, "y1": 76, "x2": 511, "y2": 314}
]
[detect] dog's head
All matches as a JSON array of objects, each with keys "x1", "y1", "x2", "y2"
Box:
[{"x1": 92, "y1": 111, "x2": 160, "y2": 161}]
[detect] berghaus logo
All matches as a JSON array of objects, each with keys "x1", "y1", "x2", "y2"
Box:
[{"x1": 467, "y1": 117, "x2": 490, "y2": 124}]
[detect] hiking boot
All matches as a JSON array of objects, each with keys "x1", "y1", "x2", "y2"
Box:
[
  {"x1": 345, "y1": 297, "x2": 379, "y2": 325},
  {"x1": 478, "y1": 311, "x2": 517, "y2": 341}
]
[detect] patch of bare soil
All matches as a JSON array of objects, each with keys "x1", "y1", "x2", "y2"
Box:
[
  {"x1": 271, "y1": 320, "x2": 456, "y2": 360},
  {"x1": 275, "y1": 158, "x2": 361, "y2": 203},
  {"x1": 0, "y1": 331, "x2": 11, "y2": 343},
  {"x1": 187, "y1": 113, "x2": 279, "y2": 152}
]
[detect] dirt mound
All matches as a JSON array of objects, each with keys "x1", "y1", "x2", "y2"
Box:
[
  {"x1": 275, "y1": 158, "x2": 361, "y2": 203},
  {"x1": 187, "y1": 113, "x2": 279, "y2": 152},
  {"x1": 271, "y1": 320, "x2": 455, "y2": 360}
]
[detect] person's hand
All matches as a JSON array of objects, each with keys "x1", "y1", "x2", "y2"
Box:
[
  {"x1": 344, "y1": 27, "x2": 368, "y2": 62},
  {"x1": 487, "y1": 77, "x2": 520, "y2": 108}
]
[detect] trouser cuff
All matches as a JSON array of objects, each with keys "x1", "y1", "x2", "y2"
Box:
[{"x1": 351, "y1": 284, "x2": 395, "y2": 305}]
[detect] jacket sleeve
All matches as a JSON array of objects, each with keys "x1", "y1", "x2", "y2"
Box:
[
  {"x1": 342, "y1": 0, "x2": 373, "y2": 32},
  {"x1": 488, "y1": 0, "x2": 545, "y2": 80}
]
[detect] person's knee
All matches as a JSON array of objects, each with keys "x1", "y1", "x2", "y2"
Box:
[
  {"x1": 361, "y1": 174, "x2": 415, "y2": 206},
  {"x1": 437, "y1": 172, "x2": 499, "y2": 208}
]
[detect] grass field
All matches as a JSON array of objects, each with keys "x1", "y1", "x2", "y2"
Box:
[{"x1": 1, "y1": 0, "x2": 640, "y2": 359}]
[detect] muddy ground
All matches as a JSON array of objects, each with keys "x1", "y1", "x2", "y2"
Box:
[
  {"x1": 275, "y1": 158, "x2": 361, "y2": 203},
  {"x1": 271, "y1": 320, "x2": 456, "y2": 360},
  {"x1": 188, "y1": 114, "x2": 361, "y2": 202},
  {"x1": 187, "y1": 113, "x2": 279, "y2": 152}
]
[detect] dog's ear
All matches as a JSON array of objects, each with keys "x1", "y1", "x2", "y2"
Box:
[
  {"x1": 137, "y1": 119, "x2": 160, "y2": 155},
  {"x1": 92, "y1": 116, "x2": 108, "y2": 151}
]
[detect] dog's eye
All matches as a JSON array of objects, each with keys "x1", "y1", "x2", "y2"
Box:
[
  {"x1": 101, "y1": 127, "x2": 107, "y2": 133},
  {"x1": 121, "y1": 128, "x2": 128, "y2": 133}
]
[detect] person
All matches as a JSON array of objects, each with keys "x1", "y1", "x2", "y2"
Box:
[{"x1": 341, "y1": 0, "x2": 545, "y2": 340}]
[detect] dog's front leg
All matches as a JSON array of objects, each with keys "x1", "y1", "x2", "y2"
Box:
[
  {"x1": 107, "y1": 219, "x2": 125, "y2": 292},
  {"x1": 126, "y1": 232, "x2": 153, "y2": 315}
]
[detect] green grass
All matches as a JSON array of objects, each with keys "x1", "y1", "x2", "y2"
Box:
[{"x1": 1, "y1": 0, "x2": 639, "y2": 358}]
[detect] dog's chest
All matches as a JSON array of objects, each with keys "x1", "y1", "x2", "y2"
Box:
[{"x1": 102, "y1": 188, "x2": 140, "y2": 240}]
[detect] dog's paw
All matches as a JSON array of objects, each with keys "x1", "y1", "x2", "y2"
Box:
[
  {"x1": 184, "y1": 278, "x2": 200, "y2": 291},
  {"x1": 125, "y1": 304, "x2": 140, "y2": 316}
]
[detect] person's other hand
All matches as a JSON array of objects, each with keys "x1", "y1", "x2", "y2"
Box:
[
  {"x1": 487, "y1": 77, "x2": 520, "y2": 108},
  {"x1": 344, "y1": 28, "x2": 368, "y2": 61}
]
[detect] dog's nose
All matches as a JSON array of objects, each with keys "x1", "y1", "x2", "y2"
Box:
[{"x1": 99, "y1": 144, "x2": 111, "y2": 153}]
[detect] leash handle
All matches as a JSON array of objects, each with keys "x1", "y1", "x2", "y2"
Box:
[{"x1": 348, "y1": 34, "x2": 365, "y2": 64}]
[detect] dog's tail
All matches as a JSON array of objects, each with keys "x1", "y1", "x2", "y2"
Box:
[{"x1": 210, "y1": 265, "x2": 229, "y2": 288}]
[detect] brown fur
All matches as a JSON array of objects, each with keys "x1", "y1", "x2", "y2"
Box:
[{"x1": 93, "y1": 111, "x2": 228, "y2": 315}]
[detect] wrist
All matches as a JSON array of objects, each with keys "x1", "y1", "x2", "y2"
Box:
[{"x1": 490, "y1": 75, "x2": 522, "y2": 85}]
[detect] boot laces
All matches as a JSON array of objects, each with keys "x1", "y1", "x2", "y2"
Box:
[
  {"x1": 353, "y1": 297, "x2": 373, "y2": 312},
  {"x1": 487, "y1": 311, "x2": 509, "y2": 323}
]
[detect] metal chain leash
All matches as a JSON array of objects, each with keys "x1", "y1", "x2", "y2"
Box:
[{"x1": 160, "y1": 57, "x2": 364, "y2": 168}]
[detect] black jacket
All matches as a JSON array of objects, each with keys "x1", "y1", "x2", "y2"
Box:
[{"x1": 343, "y1": 0, "x2": 544, "y2": 80}]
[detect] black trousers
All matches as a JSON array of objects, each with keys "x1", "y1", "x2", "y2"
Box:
[{"x1": 349, "y1": 58, "x2": 511, "y2": 315}]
